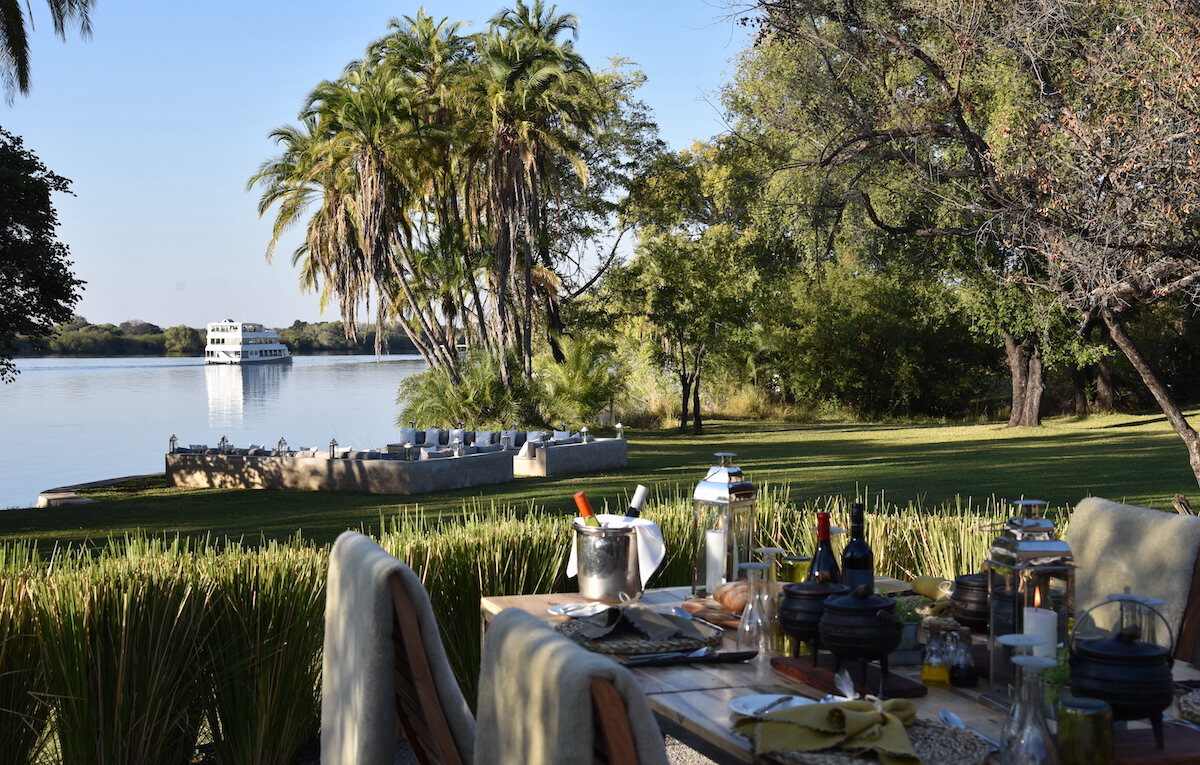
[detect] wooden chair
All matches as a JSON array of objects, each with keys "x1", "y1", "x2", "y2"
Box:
[
  {"x1": 591, "y1": 677, "x2": 641, "y2": 765},
  {"x1": 388, "y1": 573, "x2": 470, "y2": 765}
]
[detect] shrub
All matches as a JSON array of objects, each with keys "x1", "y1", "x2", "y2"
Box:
[
  {"x1": 536, "y1": 334, "x2": 627, "y2": 428},
  {"x1": 397, "y1": 350, "x2": 541, "y2": 428},
  {"x1": 0, "y1": 573, "x2": 46, "y2": 765}
]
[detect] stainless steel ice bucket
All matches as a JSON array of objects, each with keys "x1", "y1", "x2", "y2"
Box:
[{"x1": 575, "y1": 524, "x2": 641, "y2": 603}]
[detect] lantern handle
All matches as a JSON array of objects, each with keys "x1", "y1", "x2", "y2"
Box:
[{"x1": 1069, "y1": 598, "x2": 1174, "y2": 657}]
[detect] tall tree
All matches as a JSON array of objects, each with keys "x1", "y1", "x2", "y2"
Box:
[
  {"x1": 0, "y1": 128, "x2": 83, "y2": 381},
  {"x1": 751, "y1": 0, "x2": 1200, "y2": 483}
]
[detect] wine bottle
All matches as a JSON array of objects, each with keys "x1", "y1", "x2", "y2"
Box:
[
  {"x1": 807, "y1": 511, "x2": 841, "y2": 583},
  {"x1": 573, "y1": 491, "x2": 601, "y2": 527},
  {"x1": 841, "y1": 502, "x2": 874, "y2": 592},
  {"x1": 625, "y1": 484, "x2": 649, "y2": 519}
]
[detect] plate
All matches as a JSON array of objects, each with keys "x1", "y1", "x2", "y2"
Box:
[
  {"x1": 729, "y1": 694, "x2": 816, "y2": 717},
  {"x1": 547, "y1": 602, "x2": 610, "y2": 618}
]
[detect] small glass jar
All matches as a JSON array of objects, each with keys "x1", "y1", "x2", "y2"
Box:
[
  {"x1": 1057, "y1": 697, "x2": 1112, "y2": 765},
  {"x1": 1001, "y1": 655, "x2": 1058, "y2": 765}
]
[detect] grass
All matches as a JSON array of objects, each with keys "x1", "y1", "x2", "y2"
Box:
[{"x1": 0, "y1": 411, "x2": 1196, "y2": 547}]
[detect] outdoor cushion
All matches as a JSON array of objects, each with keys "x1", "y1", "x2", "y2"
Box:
[
  {"x1": 1067, "y1": 497, "x2": 1200, "y2": 658},
  {"x1": 474, "y1": 443, "x2": 503, "y2": 454},
  {"x1": 322, "y1": 532, "x2": 476, "y2": 765},
  {"x1": 474, "y1": 430, "x2": 494, "y2": 446},
  {"x1": 188, "y1": 444, "x2": 208, "y2": 451},
  {"x1": 552, "y1": 430, "x2": 572, "y2": 441},
  {"x1": 449, "y1": 428, "x2": 467, "y2": 445},
  {"x1": 420, "y1": 448, "x2": 453, "y2": 460},
  {"x1": 500, "y1": 429, "x2": 519, "y2": 448},
  {"x1": 525, "y1": 430, "x2": 546, "y2": 444},
  {"x1": 475, "y1": 608, "x2": 668, "y2": 765},
  {"x1": 398, "y1": 427, "x2": 418, "y2": 445},
  {"x1": 422, "y1": 428, "x2": 443, "y2": 447}
]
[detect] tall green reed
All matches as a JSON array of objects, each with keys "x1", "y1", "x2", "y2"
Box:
[
  {"x1": 35, "y1": 555, "x2": 213, "y2": 765},
  {"x1": 0, "y1": 573, "x2": 47, "y2": 764},
  {"x1": 199, "y1": 540, "x2": 326, "y2": 765}
]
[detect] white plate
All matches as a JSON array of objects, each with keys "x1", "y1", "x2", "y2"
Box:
[
  {"x1": 547, "y1": 602, "x2": 610, "y2": 618},
  {"x1": 729, "y1": 694, "x2": 816, "y2": 717}
]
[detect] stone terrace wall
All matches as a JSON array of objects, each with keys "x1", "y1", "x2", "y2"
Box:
[{"x1": 166, "y1": 451, "x2": 514, "y2": 495}]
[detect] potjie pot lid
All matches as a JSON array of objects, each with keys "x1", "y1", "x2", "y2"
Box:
[
  {"x1": 823, "y1": 586, "x2": 896, "y2": 613},
  {"x1": 782, "y1": 581, "x2": 851, "y2": 598},
  {"x1": 1075, "y1": 632, "x2": 1170, "y2": 664}
]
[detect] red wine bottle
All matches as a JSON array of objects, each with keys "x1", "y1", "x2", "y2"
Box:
[
  {"x1": 807, "y1": 511, "x2": 841, "y2": 583},
  {"x1": 841, "y1": 502, "x2": 874, "y2": 592}
]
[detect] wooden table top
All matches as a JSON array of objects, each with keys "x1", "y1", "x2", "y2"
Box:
[{"x1": 480, "y1": 584, "x2": 1200, "y2": 765}]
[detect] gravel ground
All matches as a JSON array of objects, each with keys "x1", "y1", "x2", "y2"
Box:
[{"x1": 392, "y1": 736, "x2": 718, "y2": 763}]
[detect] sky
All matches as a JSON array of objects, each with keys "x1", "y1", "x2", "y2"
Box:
[{"x1": 3, "y1": 1, "x2": 752, "y2": 329}]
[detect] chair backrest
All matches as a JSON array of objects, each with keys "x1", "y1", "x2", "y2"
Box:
[
  {"x1": 590, "y1": 677, "x2": 640, "y2": 765},
  {"x1": 1067, "y1": 497, "x2": 1200, "y2": 661},
  {"x1": 388, "y1": 573, "x2": 467, "y2": 765}
]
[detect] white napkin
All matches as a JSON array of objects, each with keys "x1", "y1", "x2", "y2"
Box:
[{"x1": 565, "y1": 514, "x2": 665, "y2": 588}]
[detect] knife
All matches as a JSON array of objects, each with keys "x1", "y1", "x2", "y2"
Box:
[{"x1": 622, "y1": 650, "x2": 758, "y2": 668}]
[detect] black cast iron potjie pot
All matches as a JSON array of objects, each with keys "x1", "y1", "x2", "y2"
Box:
[
  {"x1": 950, "y1": 573, "x2": 989, "y2": 633},
  {"x1": 779, "y1": 580, "x2": 851, "y2": 664},
  {"x1": 1070, "y1": 627, "x2": 1174, "y2": 749},
  {"x1": 819, "y1": 586, "x2": 903, "y2": 681}
]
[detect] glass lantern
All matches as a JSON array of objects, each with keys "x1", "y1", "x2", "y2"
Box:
[
  {"x1": 692, "y1": 452, "x2": 757, "y2": 597},
  {"x1": 986, "y1": 499, "x2": 1075, "y2": 701},
  {"x1": 168, "y1": 434, "x2": 178, "y2": 453}
]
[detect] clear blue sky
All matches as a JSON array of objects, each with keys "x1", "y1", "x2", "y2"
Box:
[{"x1": 3, "y1": 1, "x2": 750, "y2": 328}]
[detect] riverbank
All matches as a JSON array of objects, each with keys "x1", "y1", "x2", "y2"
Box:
[{"x1": 2, "y1": 413, "x2": 1195, "y2": 547}]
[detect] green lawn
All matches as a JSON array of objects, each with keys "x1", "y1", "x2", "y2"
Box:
[{"x1": 1, "y1": 412, "x2": 1195, "y2": 547}]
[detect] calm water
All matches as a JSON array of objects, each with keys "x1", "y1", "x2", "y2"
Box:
[{"x1": 0, "y1": 355, "x2": 428, "y2": 509}]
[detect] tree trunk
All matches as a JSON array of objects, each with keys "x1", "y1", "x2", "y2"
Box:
[
  {"x1": 1072, "y1": 367, "x2": 1089, "y2": 416},
  {"x1": 692, "y1": 370, "x2": 703, "y2": 434},
  {"x1": 679, "y1": 372, "x2": 691, "y2": 430},
  {"x1": 1003, "y1": 331, "x2": 1044, "y2": 427},
  {"x1": 1096, "y1": 359, "x2": 1115, "y2": 411},
  {"x1": 1102, "y1": 309, "x2": 1200, "y2": 487}
]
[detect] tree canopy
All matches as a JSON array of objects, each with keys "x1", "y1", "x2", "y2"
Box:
[{"x1": 0, "y1": 128, "x2": 83, "y2": 382}]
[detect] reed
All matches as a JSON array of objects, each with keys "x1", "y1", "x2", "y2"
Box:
[
  {"x1": 0, "y1": 573, "x2": 47, "y2": 764},
  {"x1": 199, "y1": 540, "x2": 326, "y2": 765},
  {"x1": 35, "y1": 555, "x2": 213, "y2": 765}
]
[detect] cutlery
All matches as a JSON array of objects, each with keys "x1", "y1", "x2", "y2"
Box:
[
  {"x1": 1164, "y1": 713, "x2": 1200, "y2": 732},
  {"x1": 752, "y1": 695, "x2": 795, "y2": 715},
  {"x1": 626, "y1": 647, "x2": 710, "y2": 662},
  {"x1": 622, "y1": 650, "x2": 756, "y2": 668},
  {"x1": 939, "y1": 709, "x2": 1000, "y2": 750}
]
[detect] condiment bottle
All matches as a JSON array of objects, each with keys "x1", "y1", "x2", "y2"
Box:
[
  {"x1": 950, "y1": 626, "x2": 978, "y2": 688},
  {"x1": 921, "y1": 624, "x2": 950, "y2": 688}
]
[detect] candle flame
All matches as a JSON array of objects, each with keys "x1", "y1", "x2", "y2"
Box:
[{"x1": 1033, "y1": 588, "x2": 1042, "y2": 608}]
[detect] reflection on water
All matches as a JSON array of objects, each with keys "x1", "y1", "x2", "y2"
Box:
[
  {"x1": 205, "y1": 363, "x2": 291, "y2": 428},
  {"x1": 0, "y1": 354, "x2": 427, "y2": 509}
]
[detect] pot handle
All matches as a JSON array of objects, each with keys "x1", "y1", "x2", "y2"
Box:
[
  {"x1": 1070, "y1": 599, "x2": 1175, "y2": 657},
  {"x1": 876, "y1": 609, "x2": 899, "y2": 626}
]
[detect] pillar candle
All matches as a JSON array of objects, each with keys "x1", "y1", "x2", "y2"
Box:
[
  {"x1": 705, "y1": 529, "x2": 726, "y2": 595},
  {"x1": 1023, "y1": 606, "x2": 1058, "y2": 659}
]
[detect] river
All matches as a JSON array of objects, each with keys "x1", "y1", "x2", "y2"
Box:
[{"x1": 0, "y1": 355, "x2": 428, "y2": 509}]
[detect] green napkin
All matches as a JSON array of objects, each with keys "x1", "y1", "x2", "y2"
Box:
[
  {"x1": 574, "y1": 602, "x2": 702, "y2": 641},
  {"x1": 734, "y1": 699, "x2": 921, "y2": 765}
]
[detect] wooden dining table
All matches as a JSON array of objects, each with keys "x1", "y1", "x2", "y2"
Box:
[{"x1": 480, "y1": 583, "x2": 1200, "y2": 764}]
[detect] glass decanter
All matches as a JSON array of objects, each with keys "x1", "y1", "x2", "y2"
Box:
[
  {"x1": 755, "y1": 546, "x2": 786, "y2": 652},
  {"x1": 1001, "y1": 655, "x2": 1058, "y2": 765},
  {"x1": 736, "y1": 562, "x2": 774, "y2": 657},
  {"x1": 996, "y1": 633, "x2": 1047, "y2": 750}
]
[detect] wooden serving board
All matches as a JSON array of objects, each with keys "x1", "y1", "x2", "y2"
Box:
[
  {"x1": 771, "y1": 655, "x2": 929, "y2": 699},
  {"x1": 1115, "y1": 726, "x2": 1200, "y2": 764}
]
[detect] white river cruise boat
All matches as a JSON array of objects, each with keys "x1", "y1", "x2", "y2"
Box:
[{"x1": 204, "y1": 320, "x2": 293, "y2": 365}]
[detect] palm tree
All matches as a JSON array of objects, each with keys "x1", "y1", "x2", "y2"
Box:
[
  {"x1": 1, "y1": 0, "x2": 95, "y2": 100},
  {"x1": 471, "y1": 1, "x2": 599, "y2": 379}
]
